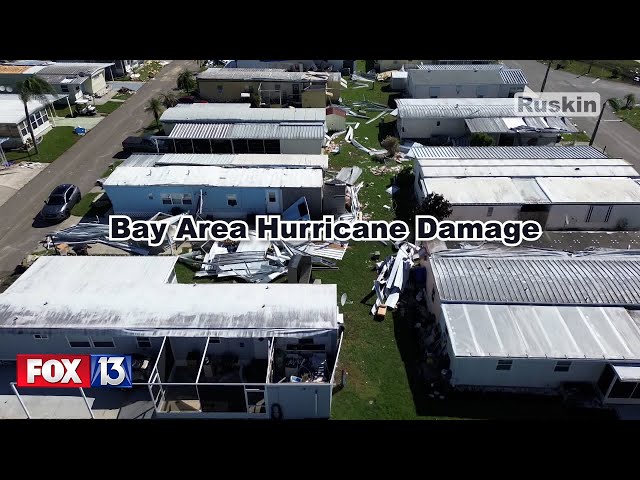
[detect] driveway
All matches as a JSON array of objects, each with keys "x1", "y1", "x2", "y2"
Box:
[
  {"x1": 0, "y1": 60, "x2": 198, "y2": 280},
  {"x1": 506, "y1": 60, "x2": 640, "y2": 167}
]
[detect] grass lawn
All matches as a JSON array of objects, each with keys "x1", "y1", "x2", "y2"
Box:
[
  {"x1": 616, "y1": 107, "x2": 640, "y2": 131},
  {"x1": 96, "y1": 101, "x2": 123, "y2": 115},
  {"x1": 4, "y1": 126, "x2": 81, "y2": 164},
  {"x1": 113, "y1": 93, "x2": 133, "y2": 101},
  {"x1": 540, "y1": 60, "x2": 640, "y2": 83},
  {"x1": 139, "y1": 120, "x2": 164, "y2": 136},
  {"x1": 118, "y1": 61, "x2": 165, "y2": 82},
  {"x1": 70, "y1": 192, "x2": 112, "y2": 217},
  {"x1": 561, "y1": 131, "x2": 591, "y2": 143},
  {"x1": 100, "y1": 160, "x2": 123, "y2": 178}
]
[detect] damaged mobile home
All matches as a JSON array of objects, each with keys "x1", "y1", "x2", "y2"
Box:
[
  {"x1": 411, "y1": 146, "x2": 640, "y2": 230},
  {"x1": 422, "y1": 250, "x2": 640, "y2": 407},
  {"x1": 0, "y1": 256, "x2": 344, "y2": 419},
  {"x1": 156, "y1": 104, "x2": 326, "y2": 155}
]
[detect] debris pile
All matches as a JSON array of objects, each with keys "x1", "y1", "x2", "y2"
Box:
[
  {"x1": 370, "y1": 164, "x2": 403, "y2": 176},
  {"x1": 371, "y1": 242, "x2": 427, "y2": 316}
]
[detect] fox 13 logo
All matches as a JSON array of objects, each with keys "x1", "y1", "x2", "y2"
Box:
[{"x1": 90, "y1": 355, "x2": 133, "y2": 388}]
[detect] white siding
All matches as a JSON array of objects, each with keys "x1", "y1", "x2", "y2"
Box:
[{"x1": 545, "y1": 204, "x2": 640, "y2": 230}]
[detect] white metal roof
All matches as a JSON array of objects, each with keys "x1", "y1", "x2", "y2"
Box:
[
  {"x1": 103, "y1": 165, "x2": 323, "y2": 188},
  {"x1": 0, "y1": 256, "x2": 339, "y2": 337},
  {"x1": 408, "y1": 146, "x2": 609, "y2": 159},
  {"x1": 443, "y1": 304, "x2": 640, "y2": 360},
  {"x1": 123, "y1": 153, "x2": 328, "y2": 169},
  {"x1": 416, "y1": 157, "x2": 639, "y2": 178},
  {"x1": 536, "y1": 177, "x2": 640, "y2": 203},
  {"x1": 160, "y1": 104, "x2": 326, "y2": 123},
  {"x1": 197, "y1": 68, "x2": 330, "y2": 83},
  {"x1": 423, "y1": 177, "x2": 550, "y2": 204},
  {"x1": 416, "y1": 64, "x2": 504, "y2": 71},
  {"x1": 167, "y1": 122, "x2": 325, "y2": 140},
  {"x1": 396, "y1": 98, "x2": 568, "y2": 119},
  {"x1": 0, "y1": 93, "x2": 68, "y2": 124},
  {"x1": 611, "y1": 364, "x2": 640, "y2": 381}
]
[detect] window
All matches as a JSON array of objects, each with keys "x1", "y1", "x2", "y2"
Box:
[
  {"x1": 19, "y1": 121, "x2": 28, "y2": 137},
  {"x1": 268, "y1": 192, "x2": 277, "y2": 203},
  {"x1": 227, "y1": 194, "x2": 238, "y2": 207},
  {"x1": 209, "y1": 337, "x2": 221, "y2": 344},
  {"x1": 274, "y1": 84, "x2": 281, "y2": 91},
  {"x1": 436, "y1": 121, "x2": 441, "y2": 127},
  {"x1": 239, "y1": 342, "x2": 245, "y2": 348},
  {"x1": 91, "y1": 337, "x2": 115, "y2": 348},
  {"x1": 162, "y1": 194, "x2": 172, "y2": 205},
  {"x1": 487, "y1": 207, "x2": 494, "y2": 217},
  {"x1": 586, "y1": 205, "x2": 613, "y2": 223},
  {"x1": 161, "y1": 193, "x2": 192, "y2": 205},
  {"x1": 217, "y1": 85, "x2": 223, "y2": 94},
  {"x1": 554, "y1": 361, "x2": 571, "y2": 372},
  {"x1": 136, "y1": 337, "x2": 152, "y2": 348},
  {"x1": 61, "y1": 85, "x2": 69, "y2": 93},
  {"x1": 496, "y1": 359, "x2": 513, "y2": 371},
  {"x1": 182, "y1": 194, "x2": 192, "y2": 205},
  {"x1": 68, "y1": 336, "x2": 91, "y2": 348},
  {"x1": 33, "y1": 334, "x2": 48, "y2": 340}
]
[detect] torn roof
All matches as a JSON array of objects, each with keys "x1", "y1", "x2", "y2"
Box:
[
  {"x1": 160, "y1": 104, "x2": 326, "y2": 123},
  {"x1": 396, "y1": 98, "x2": 574, "y2": 119},
  {"x1": 0, "y1": 256, "x2": 339, "y2": 337},
  {"x1": 197, "y1": 68, "x2": 330, "y2": 83}
]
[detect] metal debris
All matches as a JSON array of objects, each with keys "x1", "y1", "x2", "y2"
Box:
[{"x1": 335, "y1": 166, "x2": 362, "y2": 185}]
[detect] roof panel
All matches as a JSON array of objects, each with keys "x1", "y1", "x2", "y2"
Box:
[
  {"x1": 160, "y1": 104, "x2": 326, "y2": 123},
  {"x1": 535, "y1": 177, "x2": 640, "y2": 203},
  {"x1": 409, "y1": 146, "x2": 608, "y2": 159},
  {"x1": 124, "y1": 153, "x2": 328, "y2": 169}
]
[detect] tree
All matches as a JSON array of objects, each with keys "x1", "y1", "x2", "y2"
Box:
[
  {"x1": 470, "y1": 132, "x2": 494, "y2": 146},
  {"x1": 16, "y1": 76, "x2": 55, "y2": 155},
  {"x1": 611, "y1": 67, "x2": 620, "y2": 78},
  {"x1": 160, "y1": 92, "x2": 178, "y2": 109},
  {"x1": 146, "y1": 97, "x2": 164, "y2": 129},
  {"x1": 414, "y1": 192, "x2": 453, "y2": 221},
  {"x1": 177, "y1": 69, "x2": 197, "y2": 93},
  {"x1": 381, "y1": 135, "x2": 400, "y2": 156},
  {"x1": 607, "y1": 98, "x2": 622, "y2": 112},
  {"x1": 624, "y1": 93, "x2": 636, "y2": 110}
]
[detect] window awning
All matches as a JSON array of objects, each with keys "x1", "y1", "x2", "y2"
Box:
[{"x1": 612, "y1": 364, "x2": 640, "y2": 382}]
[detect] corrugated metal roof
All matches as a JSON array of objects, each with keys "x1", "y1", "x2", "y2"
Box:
[
  {"x1": 431, "y1": 255, "x2": 640, "y2": 306},
  {"x1": 0, "y1": 256, "x2": 338, "y2": 337},
  {"x1": 124, "y1": 153, "x2": 328, "y2": 169},
  {"x1": 443, "y1": 304, "x2": 640, "y2": 360},
  {"x1": 418, "y1": 164, "x2": 639, "y2": 177},
  {"x1": 409, "y1": 146, "x2": 608, "y2": 159},
  {"x1": 523, "y1": 116, "x2": 549, "y2": 129},
  {"x1": 197, "y1": 68, "x2": 329, "y2": 83},
  {"x1": 536, "y1": 177, "x2": 640, "y2": 203},
  {"x1": 167, "y1": 122, "x2": 324, "y2": 140},
  {"x1": 500, "y1": 68, "x2": 528, "y2": 85},
  {"x1": 36, "y1": 62, "x2": 114, "y2": 75},
  {"x1": 0, "y1": 93, "x2": 68, "y2": 124},
  {"x1": 396, "y1": 98, "x2": 574, "y2": 119},
  {"x1": 465, "y1": 116, "x2": 576, "y2": 133},
  {"x1": 423, "y1": 177, "x2": 550, "y2": 204},
  {"x1": 416, "y1": 64, "x2": 504, "y2": 71},
  {"x1": 160, "y1": 104, "x2": 326, "y2": 123},
  {"x1": 103, "y1": 165, "x2": 323, "y2": 188}
]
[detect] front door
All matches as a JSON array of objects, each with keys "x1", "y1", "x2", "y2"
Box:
[{"x1": 266, "y1": 190, "x2": 280, "y2": 214}]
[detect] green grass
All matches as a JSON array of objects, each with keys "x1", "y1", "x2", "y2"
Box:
[
  {"x1": 70, "y1": 192, "x2": 112, "y2": 218},
  {"x1": 561, "y1": 131, "x2": 591, "y2": 143},
  {"x1": 100, "y1": 160, "x2": 123, "y2": 178},
  {"x1": 4, "y1": 126, "x2": 81, "y2": 164},
  {"x1": 118, "y1": 61, "x2": 165, "y2": 82},
  {"x1": 616, "y1": 107, "x2": 640, "y2": 131},
  {"x1": 96, "y1": 101, "x2": 123, "y2": 115},
  {"x1": 540, "y1": 60, "x2": 640, "y2": 83},
  {"x1": 53, "y1": 105, "x2": 74, "y2": 118},
  {"x1": 113, "y1": 93, "x2": 132, "y2": 101}
]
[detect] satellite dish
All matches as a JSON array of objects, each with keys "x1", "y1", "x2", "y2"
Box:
[
  {"x1": 0, "y1": 86, "x2": 5, "y2": 92},
  {"x1": 340, "y1": 293, "x2": 347, "y2": 306},
  {"x1": 6, "y1": 86, "x2": 13, "y2": 93}
]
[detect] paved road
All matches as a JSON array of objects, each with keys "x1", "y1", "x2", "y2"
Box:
[
  {"x1": 0, "y1": 60, "x2": 198, "y2": 280},
  {"x1": 506, "y1": 60, "x2": 640, "y2": 167}
]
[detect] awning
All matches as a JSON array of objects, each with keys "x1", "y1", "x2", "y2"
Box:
[{"x1": 612, "y1": 364, "x2": 640, "y2": 382}]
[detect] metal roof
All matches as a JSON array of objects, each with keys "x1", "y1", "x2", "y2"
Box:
[
  {"x1": 0, "y1": 93, "x2": 68, "y2": 124},
  {"x1": 160, "y1": 104, "x2": 326, "y2": 123},
  {"x1": 103, "y1": 165, "x2": 323, "y2": 188},
  {"x1": 0, "y1": 256, "x2": 338, "y2": 337},
  {"x1": 167, "y1": 122, "x2": 325, "y2": 140},
  {"x1": 36, "y1": 62, "x2": 114, "y2": 75},
  {"x1": 423, "y1": 177, "x2": 550, "y2": 204},
  {"x1": 123, "y1": 153, "x2": 328, "y2": 169},
  {"x1": 409, "y1": 145, "x2": 609, "y2": 159},
  {"x1": 396, "y1": 98, "x2": 572, "y2": 118},
  {"x1": 443, "y1": 304, "x2": 640, "y2": 360},
  {"x1": 500, "y1": 68, "x2": 528, "y2": 85},
  {"x1": 465, "y1": 116, "x2": 577, "y2": 133},
  {"x1": 416, "y1": 64, "x2": 504, "y2": 71},
  {"x1": 536, "y1": 177, "x2": 640, "y2": 203},
  {"x1": 431, "y1": 254, "x2": 640, "y2": 306},
  {"x1": 197, "y1": 68, "x2": 329, "y2": 83}
]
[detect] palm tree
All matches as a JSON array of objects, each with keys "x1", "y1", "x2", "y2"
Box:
[
  {"x1": 607, "y1": 98, "x2": 622, "y2": 111},
  {"x1": 624, "y1": 93, "x2": 636, "y2": 110},
  {"x1": 160, "y1": 92, "x2": 178, "y2": 109},
  {"x1": 146, "y1": 97, "x2": 164, "y2": 130},
  {"x1": 176, "y1": 69, "x2": 196, "y2": 93},
  {"x1": 16, "y1": 76, "x2": 55, "y2": 155}
]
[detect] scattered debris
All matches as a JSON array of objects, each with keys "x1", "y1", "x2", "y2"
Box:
[
  {"x1": 351, "y1": 73, "x2": 375, "y2": 83},
  {"x1": 370, "y1": 165, "x2": 403, "y2": 176},
  {"x1": 335, "y1": 166, "x2": 362, "y2": 185},
  {"x1": 385, "y1": 185, "x2": 400, "y2": 195}
]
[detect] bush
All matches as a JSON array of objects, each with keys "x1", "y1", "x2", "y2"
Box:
[
  {"x1": 414, "y1": 192, "x2": 453, "y2": 221},
  {"x1": 381, "y1": 136, "x2": 400, "y2": 156},
  {"x1": 611, "y1": 67, "x2": 620, "y2": 78},
  {"x1": 470, "y1": 133, "x2": 494, "y2": 146}
]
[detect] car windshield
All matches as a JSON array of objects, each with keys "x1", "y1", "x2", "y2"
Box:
[{"x1": 47, "y1": 195, "x2": 65, "y2": 205}]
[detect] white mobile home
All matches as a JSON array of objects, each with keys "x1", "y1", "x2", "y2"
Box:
[
  {"x1": 0, "y1": 94, "x2": 68, "y2": 149},
  {"x1": 426, "y1": 252, "x2": 640, "y2": 405},
  {"x1": 411, "y1": 145, "x2": 640, "y2": 230},
  {"x1": 0, "y1": 256, "x2": 344, "y2": 419},
  {"x1": 406, "y1": 64, "x2": 527, "y2": 98},
  {"x1": 395, "y1": 98, "x2": 577, "y2": 144},
  {"x1": 158, "y1": 104, "x2": 326, "y2": 155},
  {"x1": 103, "y1": 164, "x2": 324, "y2": 219},
  {"x1": 121, "y1": 153, "x2": 329, "y2": 170}
]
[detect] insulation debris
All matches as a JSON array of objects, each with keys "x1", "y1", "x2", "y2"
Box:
[
  {"x1": 351, "y1": 73, "x2": 375, "y2": 83},
  {"x1": 371, "y1": 242, "x2": 425, "y2": 315},
  {"x1": 370, "y1": 165, "x2": 403, "y2": 176}
]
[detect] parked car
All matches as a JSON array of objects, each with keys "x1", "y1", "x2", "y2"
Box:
[
  {"x1": 122, "y1": 136, "x2": 158, "y2": 153},
  {"x1": 40, "y1": 184, "x2": 81, "y2": 222}
]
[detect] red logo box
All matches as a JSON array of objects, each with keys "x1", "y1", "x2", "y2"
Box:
[{"x1": 16, "y1": 354, "x2": 91, "y2": 388}]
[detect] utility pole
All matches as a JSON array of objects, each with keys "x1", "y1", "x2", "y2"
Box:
[
  {"x1": 589, "y1": 100, "x2": 608, "y2": 147},
  {"x1": 541, "y1": 60, "x2": 552, "y2": 92},
  {"x1": 587, "y1": 60, "x2": 593, "y2": 75}
]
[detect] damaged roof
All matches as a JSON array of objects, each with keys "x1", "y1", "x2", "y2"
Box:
[
  {"x1": 396, "y1": 98, "x2": 573, "y2": 119},
  {"x1": 408, "y1": 146, "x2": 608, "y2": 159},
  {"x1": 167, "y1": 122, "x2": 325, "y2": 140},
  {"x1": 430, "y1": 254, "x2": 640, "y2": 306},
  {"x1": 122, "y1": 153, "x2": 328, "y2": 169},
  {"x1": 197, "y1": 68, "x2": 330, "y2": 83},
  {"x1": 160, "y1": 104, "x2": 326, "y2": 123},
  {"x1": 0, "y1": 256, "x2": 339, "y2": 337}
]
